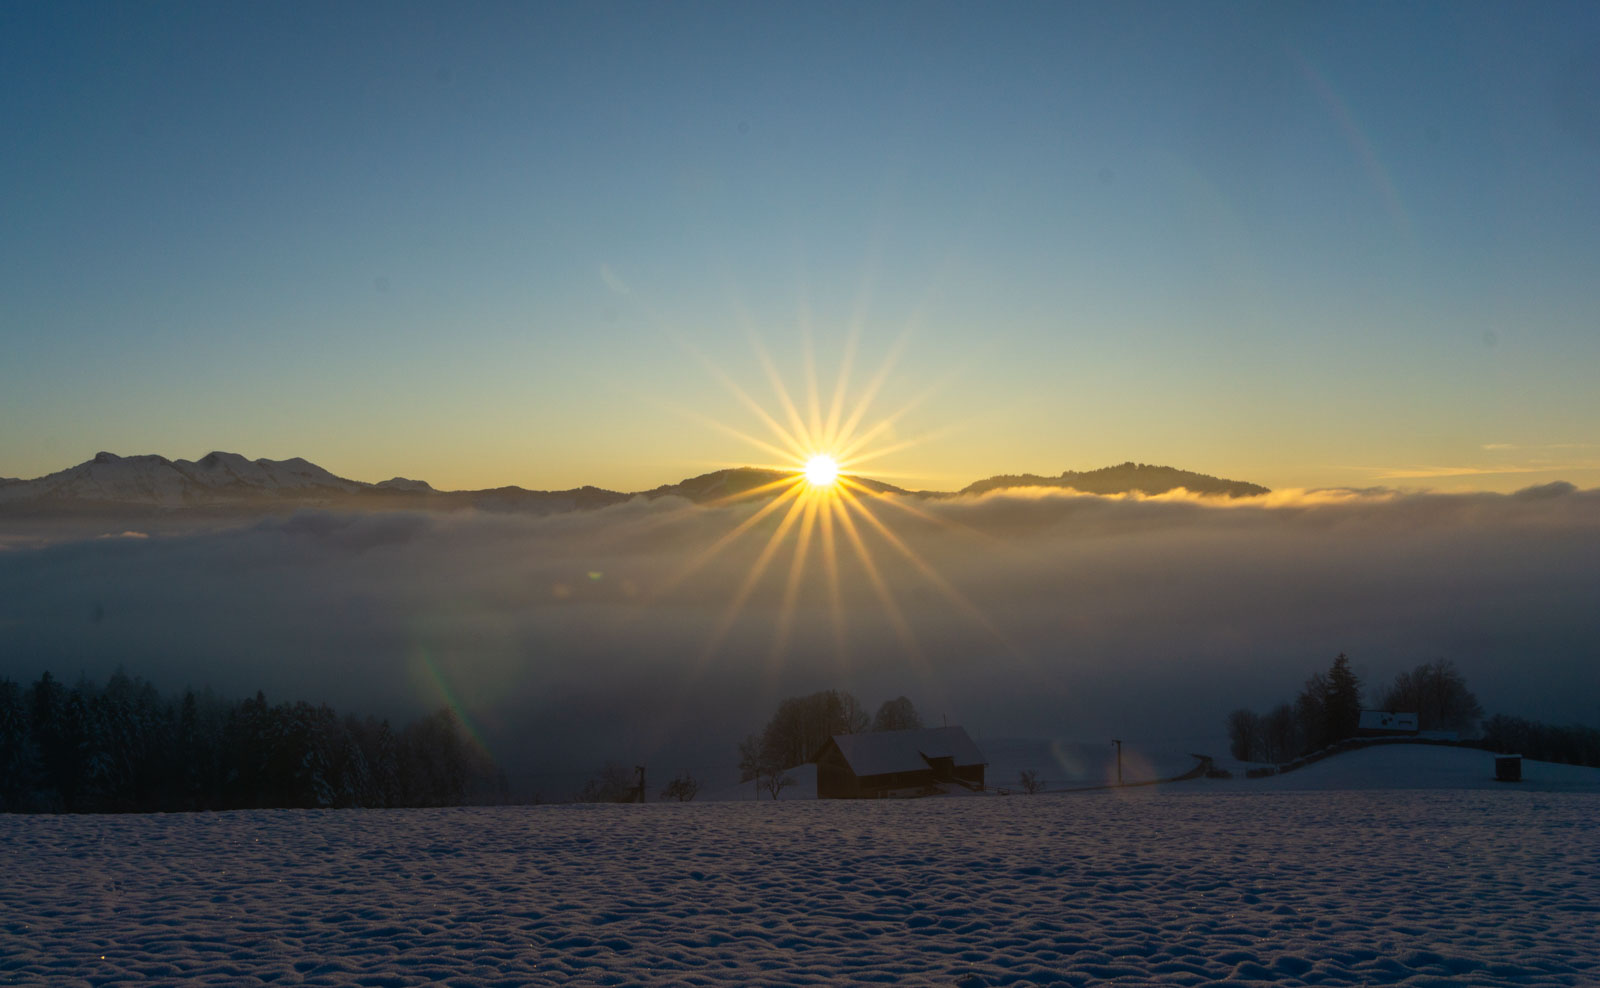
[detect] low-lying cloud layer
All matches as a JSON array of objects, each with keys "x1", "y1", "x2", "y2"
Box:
[{"x1": 3, "y1": 485, "x2": 1597, "y2": 793}]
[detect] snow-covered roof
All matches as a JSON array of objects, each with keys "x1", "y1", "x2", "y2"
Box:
[
  {"x1": 1359, "y1": 710, "x2": 1419, "y2": 732},
  {"x1": 829, "y1": 727, "x2": 986, "y2": 778}
]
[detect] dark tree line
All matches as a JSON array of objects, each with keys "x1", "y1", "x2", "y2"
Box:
[
  {"x1": 1380, "y1": 659, "x2": 1483, "y2": 734},
  {"x1": 1480, "y1": 716, "x2": 1600, "y2": 768},
  {"x1": 0, "y1": 670, "x2": 498, "y2": 813},
  {"x1": 1227, "y1": 656, "x2": 1487, "y2": 764},
  {"x1": 1227, "y1": 654, "x2": 1364, "y2": 763}
]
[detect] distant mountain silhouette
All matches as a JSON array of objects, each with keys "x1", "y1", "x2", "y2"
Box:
[
  {"x1": 0, "y1": 451, "x2": 625, "y2": 514},
  {"x1": 642, "y1": 467, "x2": 794, "y2": 503},
  {"x1": 0, "y1": 451, "x2": 363, "y2": 508},
  {"x1": 0, "y1": 453, "x2": 1260, "y2": 518},
  {"x1": 643, "y1": 468, "x2": 909, "y2": 503},
  {"x1": 959, "y1": 462, "x2": 1268, "y2": 498}
]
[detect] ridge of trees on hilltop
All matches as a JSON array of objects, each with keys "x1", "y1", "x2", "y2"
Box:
[
  {"x1": 1479, "y1": 716, "x2": 1600, "y2": 768},
  {"x1": 1227, "y1": 654, "x2": 1365, "y2": 764},
  {"x1": 1227, "y1": 654, "x2": 1599, "y2": 770},
  {"x1": 960, "y1": 462, "x2": 1268, "y2": 498},
  {"x1": 1226, "y1": 656, "x2": 1552, "y2": 767},
  {"x1": 0, "y1": 670, "x2": 498, "y2": 813}
]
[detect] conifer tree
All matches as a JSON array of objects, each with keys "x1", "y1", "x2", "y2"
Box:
[
  {"x1": 0, "y1": 679, "x2": 39, "y2": 811},
  {"x1": 1325, "y1": 653, "x2": 1363, "y2": 744}
]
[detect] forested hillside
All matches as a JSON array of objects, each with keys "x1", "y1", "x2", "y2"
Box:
[{"x1": 0, "y1": 671, "x2": 498, "y2": 813}]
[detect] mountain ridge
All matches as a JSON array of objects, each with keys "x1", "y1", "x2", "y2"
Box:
[
  {"x1": 958, "y1": 461, "x2": 1268, "y2": 499},
  {"x1": 0, "y1": 452, "x2": 1267, "y2": 512}
]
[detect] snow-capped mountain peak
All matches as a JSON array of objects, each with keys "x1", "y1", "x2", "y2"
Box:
[{"x1": 0, "y1": 451, "x2": 371, "y2": 506}]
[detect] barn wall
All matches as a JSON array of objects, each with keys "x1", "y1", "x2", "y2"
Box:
[
  {"x1": 859, "y1": 769, "x2": 936, "y2": 793},
  {"x1": 816, "y1": 746, "x2": 860, "y2": 799}
]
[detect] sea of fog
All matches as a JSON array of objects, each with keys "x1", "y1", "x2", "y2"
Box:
[{"x1": 2, "y1": 485, "x2": 1597, "y2": 793}]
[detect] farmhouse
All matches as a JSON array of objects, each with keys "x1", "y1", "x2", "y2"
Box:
[
  {"x1": 1357, "y1": 710, "x2": 1419, "y2": 737},
  {"x1": 815, "y1": 726, "x2": 986, "y2": 798}
]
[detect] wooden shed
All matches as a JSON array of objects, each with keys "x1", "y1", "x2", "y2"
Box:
[{"x1": 814, "y1": 726, "x2": 987, "y2": 798}]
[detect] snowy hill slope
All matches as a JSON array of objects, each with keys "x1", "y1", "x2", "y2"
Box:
[{"x1": 1187, "y1": 742, "x2": 1600, "y2": 793}]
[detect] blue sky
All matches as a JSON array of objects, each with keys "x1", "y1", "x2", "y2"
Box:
[{"x1": 3, "y1": 1, "x2": 1598, "y2": 491}]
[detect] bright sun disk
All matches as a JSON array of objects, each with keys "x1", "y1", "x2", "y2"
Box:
[{"x1": 803, "y1": 454, "x2": 840, "y2": 487}]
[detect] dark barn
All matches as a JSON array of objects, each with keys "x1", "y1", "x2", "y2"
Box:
[{"x1": 815, "y1": 726, "x2": 987, "y2": 798}]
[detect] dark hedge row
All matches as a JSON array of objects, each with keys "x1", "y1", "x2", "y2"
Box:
[{"x1": 1479, "y1": 715, "x2": 1600, "y2": 769}]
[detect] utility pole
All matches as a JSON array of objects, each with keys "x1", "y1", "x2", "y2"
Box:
[{"x1": 1111, "y1": 739, "x2": 1123, "y2": 785}]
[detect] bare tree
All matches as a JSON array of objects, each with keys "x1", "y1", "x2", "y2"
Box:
[
  {"x1": 738, "y1": 733, "x2": 796, "y2": 800},
  {"x1": 658, "y1": 772, "x2": 700, "y2": 802},
  {"x1": 737, "y1": 734, "x2": 763, "y2": 784},
  {"x1": 736, "y1": 689, "x2": 877, "y2": 800},
  {"x1": 577, "y1": 761, "x2": 634, "y2": 803},
  {"x1": 1261, "y1": 703, "x2": 1298, "y2": 763},
  {"x1": 872, "y1": 696, "x2": 923, "y2": 732},
  {"x1": 1017, "y1": 768, "x2": 1042, "y2": 794},
  {"x1": 1381, "y1": 659, "x2": 1483, "y2": 735},
  {"x1": 1226, "y1": 708, "x2": 1261, "y2": 762},
  {"x1": 756, "y1": 690, "x2": 869, "y2": 769},
  {"x1": 761, "y1": 769, "x2": 796, "y2": 800}
]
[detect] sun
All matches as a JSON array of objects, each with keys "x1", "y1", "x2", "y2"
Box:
[
  {"x1": 648, "y1": 327, "x2": 1002, "y2": 667},
  {"x1": 803, "y1": 454, "x2": 840, "y2": 488}
]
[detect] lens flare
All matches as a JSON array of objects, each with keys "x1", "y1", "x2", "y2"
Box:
[{"x1": 804, "y1": 454, "x2": 840, "y2": 487}]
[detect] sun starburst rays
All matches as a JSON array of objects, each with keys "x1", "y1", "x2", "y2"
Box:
[{"x1": 657, "y1": 332, "x2": 1000, "y2": 670}]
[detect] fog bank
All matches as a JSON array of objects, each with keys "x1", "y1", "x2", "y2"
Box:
[{"x1": 2, "y1": 484, "x2": 1596, "y2": 793}]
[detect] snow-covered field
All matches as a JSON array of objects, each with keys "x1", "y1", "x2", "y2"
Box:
[{"x1": 5, "y1": 748, "x2": 1598, "y2": 987}]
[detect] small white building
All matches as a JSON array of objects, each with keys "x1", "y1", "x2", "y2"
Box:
[{"x1": 1357, "y1": 710, "x2": 1419, "y2": 736}]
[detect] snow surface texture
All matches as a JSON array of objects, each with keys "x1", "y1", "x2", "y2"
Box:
[{"x1": 5, "y1": 789, "x2": 1597, "y2": 986}]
